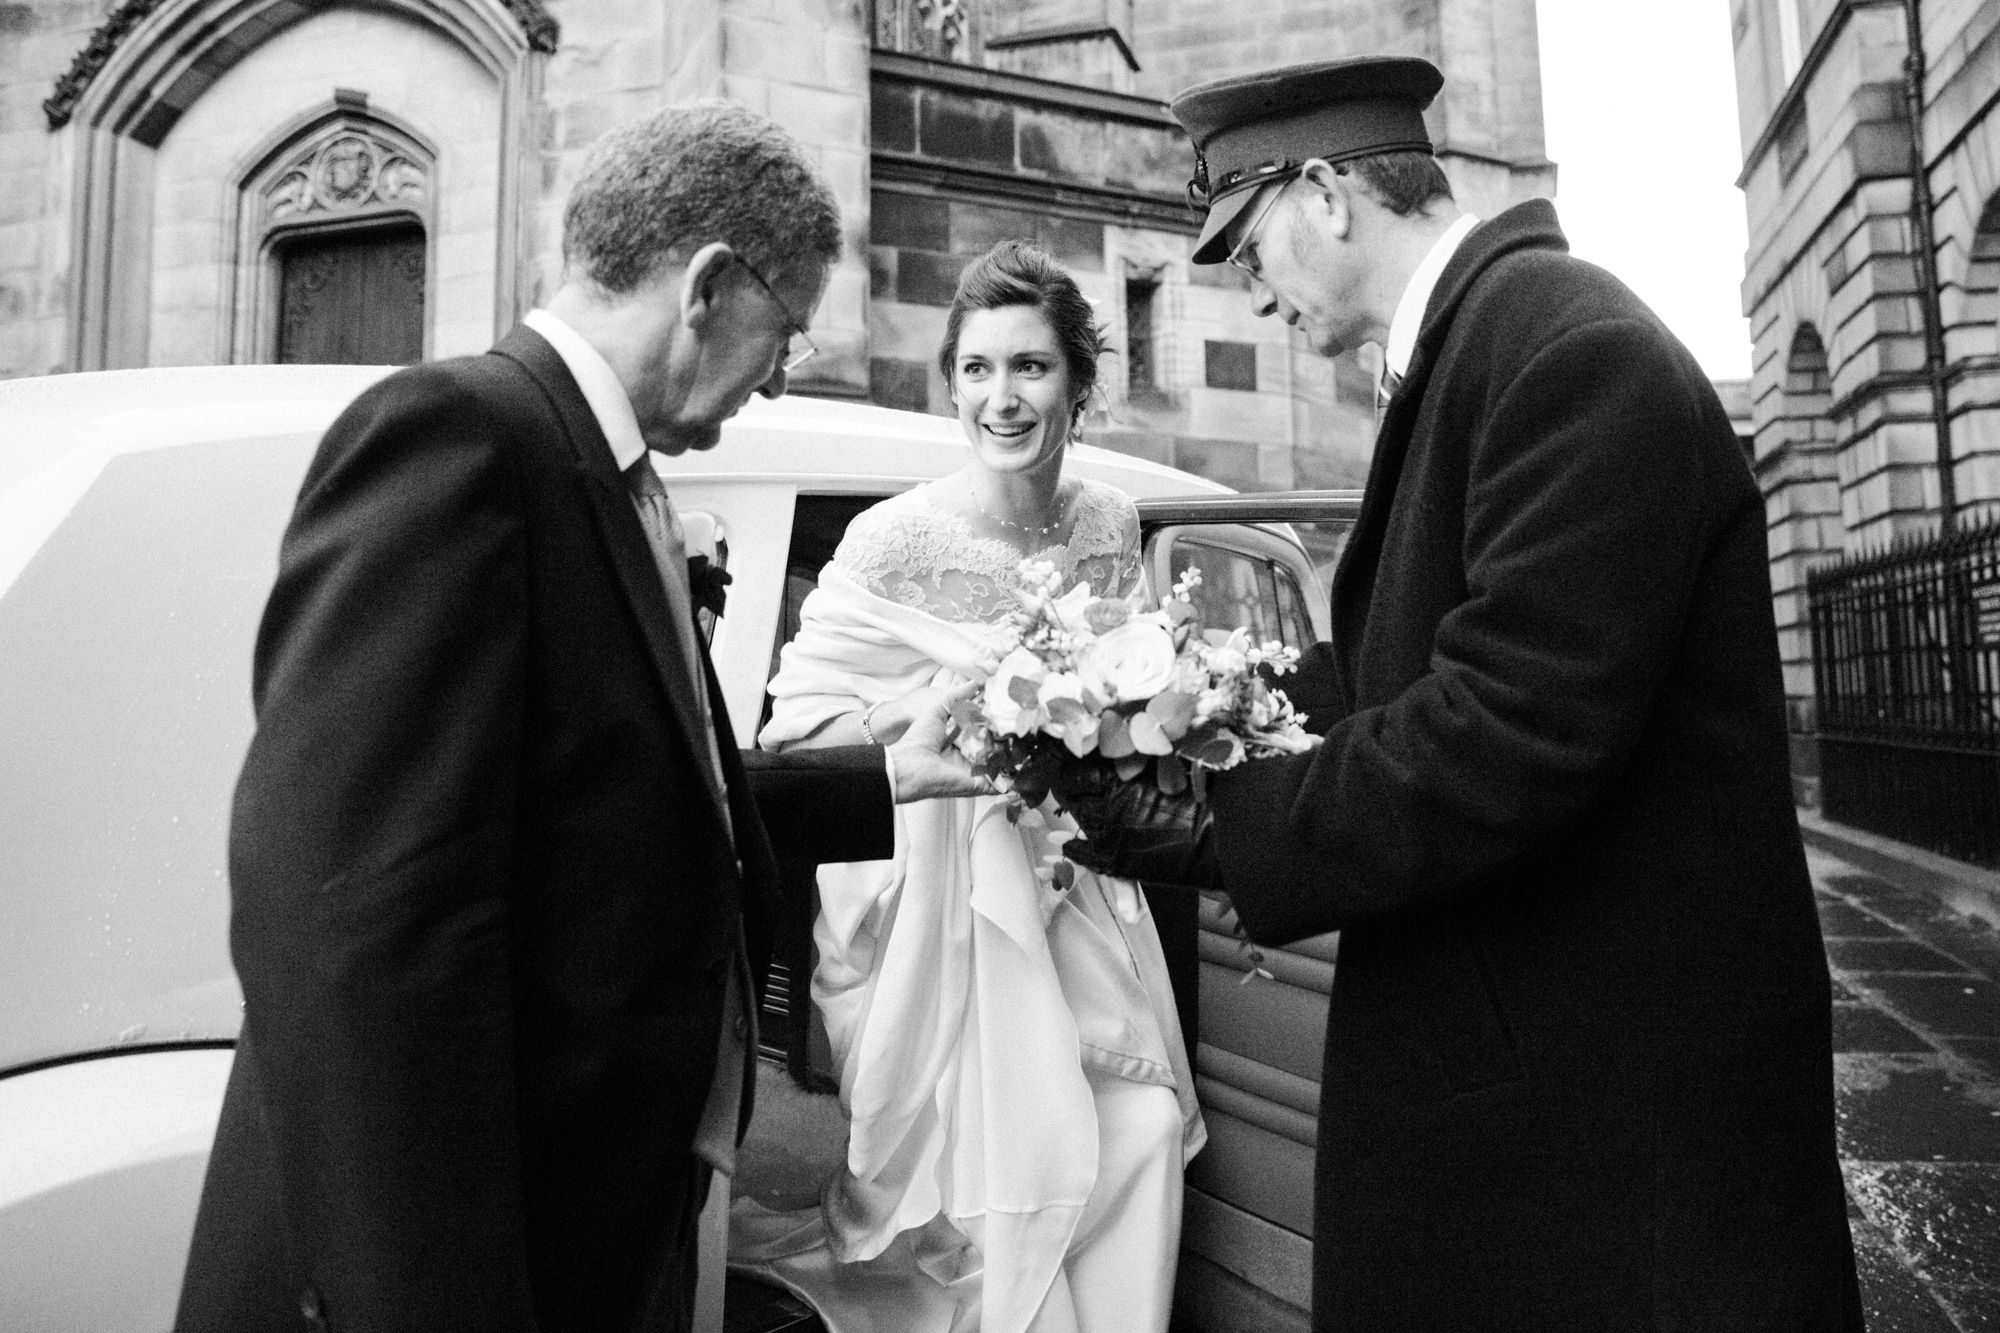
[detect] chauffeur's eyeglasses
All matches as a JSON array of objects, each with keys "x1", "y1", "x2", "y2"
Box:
[
  {"x1": 733, "y1": 256, "x2": 819, "y2": 374},
  {"x1": 1226, "y1": 179, "x2": 1292, "y2": 278}
]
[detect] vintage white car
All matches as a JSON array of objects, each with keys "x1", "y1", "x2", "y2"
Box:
[{"x1": 0, "y1": 365, "x2": 1356, "y2": 1332}]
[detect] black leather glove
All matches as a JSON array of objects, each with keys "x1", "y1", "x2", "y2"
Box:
[{"x1": 1049, "y1": 759, "x2": 1221, "y2": 890}]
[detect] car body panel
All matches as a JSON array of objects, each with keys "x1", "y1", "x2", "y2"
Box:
[{"x1": 0, "y1": 365, "x2": 1359, "y2": 1329}]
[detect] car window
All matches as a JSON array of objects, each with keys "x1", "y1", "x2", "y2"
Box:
[
  {"x1": 759, "y1": 493, "x2": 885, "y2": 739},
  {"x1": 1273, "y1": 561, "x2": 1316, "y2": 650},
  {"x1": 1170, "y1": 539, "x2": 1283, "y2": 645}
]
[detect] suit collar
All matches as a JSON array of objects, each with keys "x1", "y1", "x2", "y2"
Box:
[
  {"x1": 494, "y1": 324, "x2": 736, "y2": 838},
  {"x1": 1413, "y1": 199, "x2": 1566, "y2": 372},
  {"x1": 521, "y1": 309, "x2": 648, "y2": 474},
  {"x1": 1327, "y1": 200, "x2": 1569, "y2": 695}
]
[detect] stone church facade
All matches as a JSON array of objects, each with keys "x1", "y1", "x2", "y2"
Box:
[
  {"x1": 1733, "y1": 0, "x2": 2000, "y2": 801},
  {"x1": 0, "y1": 0, "x2": 1555, "y2": 490}
]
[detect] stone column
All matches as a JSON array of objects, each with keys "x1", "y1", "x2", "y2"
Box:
[{"x1": 722, "y1": 0, "x2": 870, "y2": 398}]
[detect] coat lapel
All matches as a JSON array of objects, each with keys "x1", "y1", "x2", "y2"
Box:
[
  {"x1": 1328, "y1": 201, "x2": 1572, "y2": 692},
  {"x1": 495, "y1": 327, "x2": 734, "y2": 835}
]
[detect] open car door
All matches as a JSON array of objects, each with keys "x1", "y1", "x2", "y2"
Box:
[{"x1": 1134, "y1": 490, "x2": 1361, "y2": 1333}]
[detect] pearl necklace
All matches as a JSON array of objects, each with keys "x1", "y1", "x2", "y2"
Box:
[{"x1": 969, "y1": 486, "x2": 1064, "y2": 540}]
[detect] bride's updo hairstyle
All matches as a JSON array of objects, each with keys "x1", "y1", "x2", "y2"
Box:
[{"x1": 938, "y1": 239, "x2": 1107, "y2": 427}]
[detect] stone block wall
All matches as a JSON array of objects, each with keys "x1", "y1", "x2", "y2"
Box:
[
  {"x1": 144, "y1": 7, "x2": 502, "y2": 365},
  {"x1": 722, "y1": 0, "x2": 871, "y2": 397},
  {"x1": 0, "y1": 0, "x2": 99, "y2": 379}
]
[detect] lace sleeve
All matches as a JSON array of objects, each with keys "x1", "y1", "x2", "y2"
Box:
[
  {"x1": 1069, "y1": 481, "x2": 1142, "y2": 598},
  {"x1": 829, "y1": 501, "x2": 904, "y2": 600}
]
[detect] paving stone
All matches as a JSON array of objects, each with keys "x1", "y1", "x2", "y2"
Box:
[
  {"x1": 1850, "y1": 1233, "x2": 1964, "y2": 1333},
  {"x1": 1938, "y1": 1293, "x2": 2000, "y2": 1331},
  {"x1": 1951, "y1": 1039, "x2": 2000, "y2": 1083},
  {"x1": 1820, "y1": 899, "x2": 1909, "y2": 938},
  {"x1": 1865, "y1": 975, "x2": 2000, "y2": 1039},
  {"x1": 1834, "y1": 1003, "x2": 1935, "y2": 1054},
  {"x1": 1828, "y1": 937, "x2": 1970, "y2": 974},
  {"x1": 1845, "y1": 1163, "x2": 2000, "y2": 1292},
  {"x1": 1835, "y1": 1056, "x2": 2000, "y2": 1163}
]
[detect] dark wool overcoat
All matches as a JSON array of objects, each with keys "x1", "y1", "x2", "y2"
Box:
[
  {"x1": 174, "y1": 327, "x2": 895, "y2": 1333},
  {"x1": 1205, "y1": 201, "x2": 1863, "y2": 1331}
]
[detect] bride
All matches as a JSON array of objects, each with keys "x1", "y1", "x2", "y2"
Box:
[{"x1": 739, "y1": 238, "x2": 1204, "y2": 1332}]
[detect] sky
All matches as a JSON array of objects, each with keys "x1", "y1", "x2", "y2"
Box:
[{"x1": 1533, "y1": 0, "x2": 1753, "y2": 380}]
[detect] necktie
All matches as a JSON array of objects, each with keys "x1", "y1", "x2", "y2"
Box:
[
  {"x1": 1376, "y1": 366, "x2": 1404, "y2": 413},
  {"x1": 625, "y1": 456, "x2": 752, "y2": 1176}
]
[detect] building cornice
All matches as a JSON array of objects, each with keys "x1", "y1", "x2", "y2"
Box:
[
  {"x1": 982, "y1": 22, "x2": 1140, "y2": 74},
  {"x1": 870, "y1": 49, "x2": 1178, "y2": 130},
  {"x1": 872, "y1": 151, "x2": 1196, "y2": 233},
  {"x1": 1737, "y1": 0, "x2": 1899, "y2": 189},
  {"x1": 43, "y1": 0, "x2": 559, "y2": 130}
]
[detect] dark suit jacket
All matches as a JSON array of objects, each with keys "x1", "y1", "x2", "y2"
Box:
[
  {"x1": 176, "y1": 328, "x2": 894, "y2": 1333},
  {"x1": 1206, "y1": 202, "x2": 1861, "y2": 1330}
]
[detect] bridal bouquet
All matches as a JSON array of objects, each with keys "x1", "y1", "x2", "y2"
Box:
[{"x1": 949, "y1": 560, "x2": 1315, "y2": 816}]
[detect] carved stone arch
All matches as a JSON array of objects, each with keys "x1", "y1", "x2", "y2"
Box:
[
  {"x1": 1957, "y1": 193, "x2": 2000, "y2": 332},
  {"x1": 57, "y1": 0, "x2": 550, "y2": 369},
  {"x1": 1787, "y1": 323, "x2": 1832, "y2": 400},
  {"x1": 1781, "y1": 321, "x2": 1835, "y2": 454},
  {"x1": 228, "y1": 94, "x2": 440, "y2": 363}
]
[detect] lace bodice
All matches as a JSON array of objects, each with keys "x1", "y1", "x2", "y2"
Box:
[{"x1": 834, "y1": 479, "x2": 1142, "y2": 623}]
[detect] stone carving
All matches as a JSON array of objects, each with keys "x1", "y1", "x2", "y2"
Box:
[
  {"x1": 42, "y1": 0, "x2": 168, "y2": 129},
  {"x1": 262, "y1": 129, "x2": 429, "y2": 223},
  {"x1": 879, "y1": 0, "x2": 972, "y2": 62},
  {"x1": 44, "y1": 0, "x2": 559, "y2": 131}
]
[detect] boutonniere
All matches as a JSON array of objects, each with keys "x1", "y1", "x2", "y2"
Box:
[{"x1": 687, "y1": 555, "x2": 731, "y2": 617}]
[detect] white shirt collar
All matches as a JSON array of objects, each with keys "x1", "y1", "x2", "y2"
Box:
[
  {"x1": 1383, "y1": 212, "x2": 1481, "y2": 381},
  {"x1": 522, "y1": 308, "x2": 648, "y2": 473}
]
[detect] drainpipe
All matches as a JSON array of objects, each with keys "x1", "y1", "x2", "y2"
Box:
[{"x1": 1902, "y1": 0, "x2": 1958, "y2": 531}]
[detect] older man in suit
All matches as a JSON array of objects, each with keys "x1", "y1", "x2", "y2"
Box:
[
  {"x1": 175, "y1": 101, "x2": 982, "y2": 1333},
  {"x1": 1057, "y1": 57, "x2": 1862, "y2": 1331}
]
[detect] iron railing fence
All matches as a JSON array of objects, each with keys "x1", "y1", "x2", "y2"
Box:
[{"x1": 1807, "y1": 516, "x2": 2000, "y2": 867}]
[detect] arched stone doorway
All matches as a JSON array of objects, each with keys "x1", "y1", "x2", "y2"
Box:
[
  {"x1": 232, "y1": 95, "x2": 438, "y2": 365},
  {"x1": 52, "y1": 0, "x2": 551, "y2": 369}
]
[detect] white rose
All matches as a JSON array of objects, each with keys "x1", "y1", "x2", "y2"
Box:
[
  {"x1": 1038, "y1": 672, "x2": 1102, "y2": 756},
  {"x1": 1078, "y1": 620, "x2": 1179, "y2": 704},
  {"x1": 984, "y1": 647, "x2": 1049, "y2": 736},
  {"x1": 1048, "y1": 582, "x2": 1097, "y2": 637}
]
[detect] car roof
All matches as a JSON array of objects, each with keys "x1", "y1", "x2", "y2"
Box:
[
  {"x1": 0, "y1": 364, "x2": 1233, "y2": 500},
  {"x1": 0, "y1": 364, "x2": 1234, "y2": 1077}
]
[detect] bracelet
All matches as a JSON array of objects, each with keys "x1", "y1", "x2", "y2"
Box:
[{"x1": 859, "y1": 701, "x2": 884, "y2": 745}]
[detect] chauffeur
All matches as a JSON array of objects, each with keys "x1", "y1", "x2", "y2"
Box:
[{"x1": 1056, "y1": 55, "x2": 1864, "y2": 1332}]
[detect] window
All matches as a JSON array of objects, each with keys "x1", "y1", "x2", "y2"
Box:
[
  {"x1": 1204, "y1": 339, "x2": 1258, "y2": 392},
  {"x1": 1168, "y1": 537, "x2": 1317, "y2": 651},
  {"x1": 1126, "y1": 278, "x2": 1159, "y2": 392}
]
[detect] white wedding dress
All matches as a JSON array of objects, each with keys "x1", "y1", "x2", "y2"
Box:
[{"x1": 736, "y1": 480, "x2": 1204, "y2": 1333}]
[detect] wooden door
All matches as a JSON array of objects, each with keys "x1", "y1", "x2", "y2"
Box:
[{"x1": 275, "y1": 222, "x2": 426, "y2": 365}]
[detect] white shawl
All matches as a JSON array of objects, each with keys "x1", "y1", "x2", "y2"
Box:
[{"x1": 755, "y1": 566, "x2": 1203, "y2": 1332}]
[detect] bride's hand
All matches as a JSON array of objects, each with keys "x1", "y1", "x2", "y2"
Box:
[{"x1": 886, "y1": 684, "x2": 995, "y2": 803}]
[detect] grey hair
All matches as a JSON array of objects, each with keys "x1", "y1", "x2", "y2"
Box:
[{"x1": 562, "y1": 100, "x2": 842, "y2": 293}]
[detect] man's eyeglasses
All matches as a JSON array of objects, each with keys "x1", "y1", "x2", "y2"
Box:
[
  {"x1": 733, "y1": 256, "x2": 819, "y2": 374},
  {"x1": 1226, "y1": 178, "x2": 1293, "y2": 279}
]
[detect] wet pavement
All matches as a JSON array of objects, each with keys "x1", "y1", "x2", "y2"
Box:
[
  {"x1": 1803, "y1": 827, "x2": 2000, "y2": 1332},
  {"x1": 727, "y1": 823, "x2": 2000, "y2": 1332}
]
